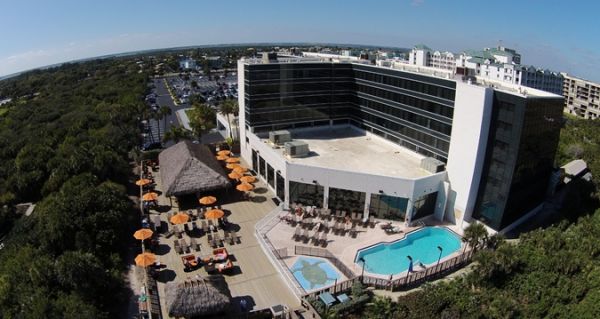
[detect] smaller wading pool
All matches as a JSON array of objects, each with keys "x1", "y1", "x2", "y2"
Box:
[
  {"x1": 291, "y1": 256, "x2": 342, "y2": 291},
  {"x1": 355, "y1": 227, "x2": 462, "y2": 275}
]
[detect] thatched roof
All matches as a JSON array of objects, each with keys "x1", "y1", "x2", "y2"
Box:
[
  {"x1": 165, "y1": 275, "x2": 232, "y2": 318},
  {"x1": 159, "y1": 141, "x2": 230, "y2": 197}
]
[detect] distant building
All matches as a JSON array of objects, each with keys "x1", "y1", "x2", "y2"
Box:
[
  {"x1": 179, "y1": 58, "x2": 197, "y2": 70},
  {"x1": 408, "y1": 45, "x2": 564, "y2": 95},
  {"x1": 562, "y1": 73, "x2": 600, "y2": 119},
  {"x1": 409, "y1": 45, "x2": 456, "y2": 71}
]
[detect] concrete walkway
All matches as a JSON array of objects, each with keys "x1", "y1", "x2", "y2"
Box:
[{"x1": 148, "y1": 166, "x2": 299, "y2": 318}]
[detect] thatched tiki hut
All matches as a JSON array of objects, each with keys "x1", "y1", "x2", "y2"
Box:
[
  {"x1": 165, "y1": 275, "x2": 232, "y2": 318},
  {"x1": 159, "y1": 141, "x2": 230, "y2": 198}
]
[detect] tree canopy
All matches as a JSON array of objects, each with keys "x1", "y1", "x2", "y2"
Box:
[{"x1": 0, "y1": 58, "x2": 147, "y2": 318}]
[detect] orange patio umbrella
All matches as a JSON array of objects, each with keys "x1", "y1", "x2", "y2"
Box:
[
  {"x1": 228, "y1": 171, "x2": 243, "y2": 180},
  {"x1": 225, "y1": 157, "x2": 240, "y2": 163},
  {"x1": 240, "y1": 175, "x2": 257, "y2": 183},
  {"x1": 142, "y1": 192, "x2": 158, "y2": 201},
  {"x1": 199, "y1": 196, "x2": 217, "y2": 205},
  {"x1": 135, "y1": 252, "x2": 156, "y2": 267},
  {"x1": 236, "y1": 182, "x2": 254, "y2": 192},
  {"x1": 135, "y1": 178, "x2": 152, "y2": 186},
  {"x1": 133, "y1": 228, "x2": 154, "y2": 241},
  {"x1": 226, "y1": 163, "x2": 241, "y2": 170},
  {"x1": 170, "y1": 212, "x2": 190, "y2": 225},
  {"x1": 215, "y1": 154, "x2": 229, "y2": 161},
  {"x1": 217, "y1": 150, "x2": 231, "y2": 156},
  {"x1": 233, "y1": 166, "x2": 248, "y2": 174},
  {"x1": 205, "y1": 209, "x2": 225, "y2": 219}
]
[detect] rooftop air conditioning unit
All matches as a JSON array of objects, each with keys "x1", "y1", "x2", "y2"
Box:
[
  {"x1": 269, "y1": 130, "x2": 292, "y2": 145},
  {"x1": 285, "y1": 141, "x2": 310, "y2": 158},
  {"x1": 420, "y1": 157, "x2": 445, "y2": 173}
]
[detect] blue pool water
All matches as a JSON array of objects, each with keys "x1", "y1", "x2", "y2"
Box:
[
  {"x1": 355, "y1": 227, "x2": 462, "y2": 275},
  {"x1": 291, "y1": 256, "x2": 342, "y2": 291}
]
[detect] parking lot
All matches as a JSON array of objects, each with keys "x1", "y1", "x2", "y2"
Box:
[{"x1": 140, "y1": 71, "x2": 236, "y2": 150}]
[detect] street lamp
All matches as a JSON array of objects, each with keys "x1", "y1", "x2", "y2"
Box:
[
  {"x1": 437, "y1": 246, "x2": 443, "y2": 267},
  {"x1": 406, "y1": 255, "x2": 413, "y2": 281},
  {"x1": 358, "y1": 257, "x2": 366, "y2": 277}
]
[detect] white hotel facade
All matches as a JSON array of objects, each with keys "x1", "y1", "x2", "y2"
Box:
[{"x1": 235, "y1": 54, "x2": 564, "y2": 232}]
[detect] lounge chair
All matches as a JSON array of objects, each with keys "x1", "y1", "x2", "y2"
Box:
[
  {"x1": 167, "y1": 212, "x2": 174, "y2": 223},
  {"x1": 292, "y1": 227, "x2": 301, "y2": 241},
  {"x1": 312, "y1": 232, "x2": 320, "y2": 246},
  {"x1": 350, "y1": 225, "x2": 358, "y2": 238},
  {"x1": 183, "y1": 223, "x2": 190, "y2": 234},
  {"x1": 369, "y1": 215, "x2": 375, "y2": 228},
  {"x1": 301, "y1": 229, "x2": 310, "y2": 244},
  {"x1": 191, "y1": 238, "x2": 201, "y2": 251},
  {"x1": 320, "y1": 232, "x2": 328, "y2": 247},
  {"x1": 201, "y1": 220, "x2": 208, "y2": 234}
]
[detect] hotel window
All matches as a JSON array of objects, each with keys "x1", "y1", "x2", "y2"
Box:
[
  {"x1": 411, "y1": 192, "x2": 438, "y2": 220},
  {"x1": 369, "y1": 194, "x2": 409, "y2": 221},
  {"x1": 328, "y1": 187, "x2": 366, "y2": 213},
  {"x1": 289, "y1": 181, "x2": 324, "y2": 207}
]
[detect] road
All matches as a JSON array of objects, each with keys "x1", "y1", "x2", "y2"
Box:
[{"x1": 153, "y1": 78, "x2": 190, "y2": 147}]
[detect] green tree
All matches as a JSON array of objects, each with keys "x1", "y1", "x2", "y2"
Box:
[
  {"x1": 188, "y1": 103, "x2": 215, "y2": 141},
  {"x1": 462, "y1": 222, "x2": 488, "y2": 252},
  {"x1": 159, "y1": 105, "x2": 172, "y2": 134},
  {"x1": 163, "y1": 125, "x2": 192, "y2": 144},
  {"x1": 219, "y1": 99, "x2": 239, "y2": 141}
]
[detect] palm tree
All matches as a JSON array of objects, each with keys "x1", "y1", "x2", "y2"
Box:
[
  {"x1": 163, "y1": 125, "x2": 192, "y2": 144},
  {"x1": 159, "y1": 105, "x2": 172, "y2": 134},
  {"x1": 219, "y1": 99, "x2": 238, "y2": 141},
  {"x1": 462, "y1": 222, "x2": 489, "y2": 253},
  {"x1": 188, "y1": 103, "x2": 215, "y2": 142}
]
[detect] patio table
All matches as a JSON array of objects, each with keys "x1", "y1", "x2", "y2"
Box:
[{"x1": 319, "y1": 292, "x2": 336, "y2": 307}]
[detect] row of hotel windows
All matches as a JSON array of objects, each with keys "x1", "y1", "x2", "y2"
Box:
[
  {"x1": 288, "y1": 180, "x2": 438, "y2": 221},
  {"x1": 353, "y1": 69, "x2": 456, "y2": 101},
  {"x1": 245, "y1": 63, "x2": 456, "y2": 101},
  {"x1": 247, "y1": 80, "x2": 357, "y2": 95}
]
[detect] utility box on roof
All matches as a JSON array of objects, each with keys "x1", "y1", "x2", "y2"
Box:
[
  {"x1": 269, "y1": 130, "x2": 292, "y2": 145},
  {"x1": 285, "y1": 141, "x2": 310, "y2": 158},
  {"x1": 420, "y1": 157, "x2": 445, "y2": 173}
]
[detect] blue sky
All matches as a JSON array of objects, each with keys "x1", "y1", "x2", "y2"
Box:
[{"x1": 1, "y1": 0, "x2": 599, "y2": 81}]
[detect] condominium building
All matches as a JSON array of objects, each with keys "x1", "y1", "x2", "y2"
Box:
[
  {"x1": 562, "y1": 73, "x2": 600, "y2": 119},
  {"x1": 407, "y1": 45, "x2": 564, "y2": 95},
  {"x1": 236, "y1": 54, "x2": 563, "y2": 232}
]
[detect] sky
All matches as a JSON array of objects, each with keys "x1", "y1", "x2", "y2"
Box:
[{"x1": 1, "y1": 0, "x2": 599, "y2": 82}]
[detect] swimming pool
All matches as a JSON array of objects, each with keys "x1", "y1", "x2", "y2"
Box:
[
  {"x1": 291, "y1": 256, "x2": 342, "y2": 291},
  {"x1": 355, "y1": 227, "x2": 461, "y2": 275}
]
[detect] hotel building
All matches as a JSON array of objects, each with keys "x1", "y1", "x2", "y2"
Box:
[
  {"x1": 562, "y1": 73, "x2": 600, "y2": 119},
  {"x1": 236, "y1": 54, "x2": 563, "y2": 232}
]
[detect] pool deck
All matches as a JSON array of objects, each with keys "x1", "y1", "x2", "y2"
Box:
[{"x1": 267, "y1": 217, "x2": 464, "y2": 280}]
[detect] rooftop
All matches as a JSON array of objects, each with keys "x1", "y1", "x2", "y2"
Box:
[{"x1": 262, "y1": 126, "x2": 433, "y2": 179}]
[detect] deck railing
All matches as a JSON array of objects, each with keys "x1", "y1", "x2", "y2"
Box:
[{"x1": 255, "y1": 205, "x2": 305, "y2": 298}]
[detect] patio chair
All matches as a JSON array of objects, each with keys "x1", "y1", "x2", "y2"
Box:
[
  {"x1": 223, "y1": 231, "x2": 232, "y2": 245},
  {"x1": 214, "y1": 232, "x2": 223, "y2": 247},
  {"x1": 180, "y1": 238, "x2": 190, "y2": 253},
  {"x1": 190, "y1": 238, "x2": 201, "y2": 252},
  {"x1": 183, "y1": 223, "x2": 190, "y2": 234},
  {"x1": 231, "y1": 231, "x2": 241, "y2": 244},
  {"x1": 369, "y1": 215, "x2": 375, "y2": 228},
  {"x1": 208, "y1": 219, "x2": 215, "y2": 229},
  {"x1": 174, "y1": 240, "x2": 183, "y2": 254},
  {"x1": 341, "y1": 211, "x2": 347, "y2": 219},
  {"x1": 201, "y1": 220, "x2": 208, "y2": 234},
  {"x1": 173, "y1": 225, "x2": 183, "y2": 239},
  {"x1": 167, "y1": 212, "x2": 174, "y2": 223}
]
